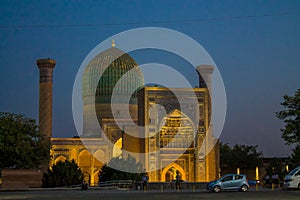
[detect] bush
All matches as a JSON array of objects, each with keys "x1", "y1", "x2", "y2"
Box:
[
  {"x1": 99, "y1": 155, "x2": 146, "y2": 182},
  {"x1": 42, "y1": 160, "x2": 83, "y2": 187}
]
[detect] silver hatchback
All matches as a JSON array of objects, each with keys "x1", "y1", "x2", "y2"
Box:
[{"x1": 207, "y1": 174, "x2": 249, "y2": 192}]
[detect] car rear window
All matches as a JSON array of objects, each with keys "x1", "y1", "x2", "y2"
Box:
[{"x1": 235, "y1": 175, "x2": 243, "y2": 180}]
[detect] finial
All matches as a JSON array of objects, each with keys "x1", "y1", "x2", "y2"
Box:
[{"x1": 112, "y1": 39, "x2": 115, "y2": 47}]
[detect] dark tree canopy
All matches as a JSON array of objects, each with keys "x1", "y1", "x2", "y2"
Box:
[
  {"x1": 264, "y1": 157, "x2": 288, "y2": 180},
  {"x1": 0, "y1": 112, "x2": 49, "y2": 169},
  {"x1": 99, "y1": 155, "x2": 146, "y2": 182},
  {"x1": 276, "y1": 89, "x2": 300, "y2": 145},
  {"x1": 42, "y1": 160, "x2": 83, "y2": 187},
  {"x1": 289, "y1": 145, "x2": 300, "y2": 169},
  {"x1": 220, "y1": 143, "x2": 263, "y2": 174}
]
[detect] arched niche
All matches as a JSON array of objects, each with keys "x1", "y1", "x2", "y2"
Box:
[
  {"x1": 70, "y1": 148, "x2": 77, "y2": 162},
  {"x1": 78, "y1": 149, "x2": 91, "y2": 167},
  {"x1": 159, "y1": 109, "x2": 195, "y2": 149},
  {"x1": 54, "y1": 155, "x2": 66, "y2": 164},
  {"x1": 94, "y1": 149, "x2": 105, "y2": 167}
]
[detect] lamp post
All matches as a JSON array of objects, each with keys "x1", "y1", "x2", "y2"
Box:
[{"x1": 256, "y1": 166, "x2": 260, "y2": 191}]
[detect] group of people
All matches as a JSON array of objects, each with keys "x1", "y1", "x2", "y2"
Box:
[
  {"x1": 263, "y1": 174, "x2": 280, "y2": 188},
  {"x1": 141, "y1": 171, "x2": 182, "y2": 191}
]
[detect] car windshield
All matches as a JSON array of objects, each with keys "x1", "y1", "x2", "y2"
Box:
[{"x1": 288, "y1": 167, "x2": 300, "y2": 175}]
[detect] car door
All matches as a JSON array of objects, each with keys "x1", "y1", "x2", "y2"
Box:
[
  {"x1": 232, "y1": 175, "x2": 244, "y2": 189},
  {"x1": 220, "y1": 175, "x2": 234, "y2": 189},
  {"x1": 294, "y1": 170, "x2": 300, "y2": 188}
]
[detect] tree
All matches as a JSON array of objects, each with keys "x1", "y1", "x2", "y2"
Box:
[
  {"x1": 99, "y1": 155, "x2": 146, "y2": 182},
  {"x1": 289, "y1": 145, "x2": 300, "y2": 169},
  {"x1": 276, "y1": 89, "x2": 300, "y2": 145},
  {"x1": 219, "y1": 143, "x2": 232, "y2": 171},
  {"x1": 264, "y1": 157, "x2": 288, "y2": 180},
  {"x1": 220, "y1": 143, "x2": 263, "y2": 174},
  {"x1": 0, "y1": 112, "x2": 49, "y2": 169},
  {"x1": 42, "y1": 160, "x2": 83, "y2": 187}
]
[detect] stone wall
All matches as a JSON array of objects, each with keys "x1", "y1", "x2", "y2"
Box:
[{"x1": 1, "y1": 169, "x2": 43, "y2": 189}]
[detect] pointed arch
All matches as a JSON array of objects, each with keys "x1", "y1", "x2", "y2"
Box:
[
  {"x1": 70, "y1": 148, "x2": 77, "y2": 162},
  {"x1": 54, "y1": 155, "x2": 66, "y2": 164},
  {"x1": 78, "y1": 149, "x2": 91, "y2": 167},
  {"x1": 94, "y1": 149, "x2": 105, "y2": 167},
  {"x1": 159, "y1": 109, "x2": 195, "y2": 149},
  {"x1": 161, "y1": 162, "x2": 186, "y2": 182}
]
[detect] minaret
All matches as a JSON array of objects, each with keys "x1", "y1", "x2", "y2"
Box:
[
  {"x1": 196, "y1": 64, "x2": 219, "y2": 180},
  {"x1": 196, "y1": 64, "x2": 214, "y2": 91},
  {"x1": 37, "y1": 58, "x2": 56, "y2": 139}
]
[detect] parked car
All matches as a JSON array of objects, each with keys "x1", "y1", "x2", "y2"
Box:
[
  {"x1": 284, "y1": 165, "x2": 300, "y2": 190},
  {"x1": 207, "y1": 174, "x2": 249, "y2": 192}
]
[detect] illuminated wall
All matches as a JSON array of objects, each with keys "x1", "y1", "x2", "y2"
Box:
[{"x1": 138, "y1": 87, "x2": 219, "y2": 182}]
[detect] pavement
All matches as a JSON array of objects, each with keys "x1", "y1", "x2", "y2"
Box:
[{"x1": 0, "y1": 188, "x2": 299, "y2": 200}]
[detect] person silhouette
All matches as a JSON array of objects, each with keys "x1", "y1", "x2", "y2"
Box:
[
  {"x1": 175, "y1": 171, "x2": 181, "y2": 190},
  {"x1": 142, "y1": 175, "x2": 148, "y2": 191}
]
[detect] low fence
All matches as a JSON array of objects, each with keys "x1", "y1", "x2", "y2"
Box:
[
  {"x1": 98, "y1": 180, "x2": 207, "y2": 191},
  {"x1": 98, "y1": 180, "x2": 134, "y2": 190}
]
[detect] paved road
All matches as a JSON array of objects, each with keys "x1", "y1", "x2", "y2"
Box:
[{"x1": 0, "y1": 189, "x2": 299, "y2": 200}]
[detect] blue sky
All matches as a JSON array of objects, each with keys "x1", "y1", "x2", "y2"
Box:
[{"x1": 0, "y1": 0, "x2": 299, "y2": 157}]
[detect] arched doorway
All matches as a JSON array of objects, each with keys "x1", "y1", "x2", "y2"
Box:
[
  {"x1": 165, "y1": 167, "x2": 177, "y2": 182},
  {"x1": 161, "y1": 163, "x2": 186, "y2": 182}
]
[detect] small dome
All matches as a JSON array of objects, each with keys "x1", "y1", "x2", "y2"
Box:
[{"x1": 82, "y1": 47, "x2": 144, "y2": 104}]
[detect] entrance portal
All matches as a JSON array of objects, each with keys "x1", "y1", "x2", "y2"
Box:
[
  {"x1": 161, "y1": 163, "x2": 186, "y2": 182},
  {"x1": 165, "y1": 167, "x2": 177, "y2": 182}
]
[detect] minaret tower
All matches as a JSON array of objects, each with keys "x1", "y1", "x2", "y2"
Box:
[
  {"x1": 37, "y1": 58, "x2": 56, "y2": 139},
  {"x1": 196, "y1": 64, "x2": 219, "y2": 180},
  {"x1": 196, "y1": 64, "x2": 214, "y2": 91}
]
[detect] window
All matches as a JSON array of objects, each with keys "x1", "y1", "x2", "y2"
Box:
[
  {"x1": 235, "y1": 175, "x2": 243, "y2": 180},
  {"x1": 221, "y1": 175, "x2": 233, "y2": 182}
]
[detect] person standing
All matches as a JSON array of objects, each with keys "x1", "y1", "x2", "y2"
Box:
[
  {"x1": 175, "y1": 171, "x2": 181, "y2": 190},
  {"x1": 81, "y1": 180, "x2": 88, "y2": 190},
  {"x1": 142, "y1": 175, "x2": 148, "y2": 191}
]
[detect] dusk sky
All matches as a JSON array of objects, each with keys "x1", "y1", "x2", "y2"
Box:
[{"x1": 0, "y1": 0, "x2": 299, "y2": 157}]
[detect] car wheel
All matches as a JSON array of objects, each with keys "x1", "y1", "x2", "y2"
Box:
[
  {"x1": 240, "y1": 185, "x2": 248, "y2": 192},
  {"x1": 298, "y1": 183, "x2": 300, "y2": 190},
  {"x1": 213, "y1": 185, "x2": 221, "y2": 193}
]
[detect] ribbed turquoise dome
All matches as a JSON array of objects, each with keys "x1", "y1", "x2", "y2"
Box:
[{"x1": 82, "y1": 47, "x2": 144, "y2": 104}]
